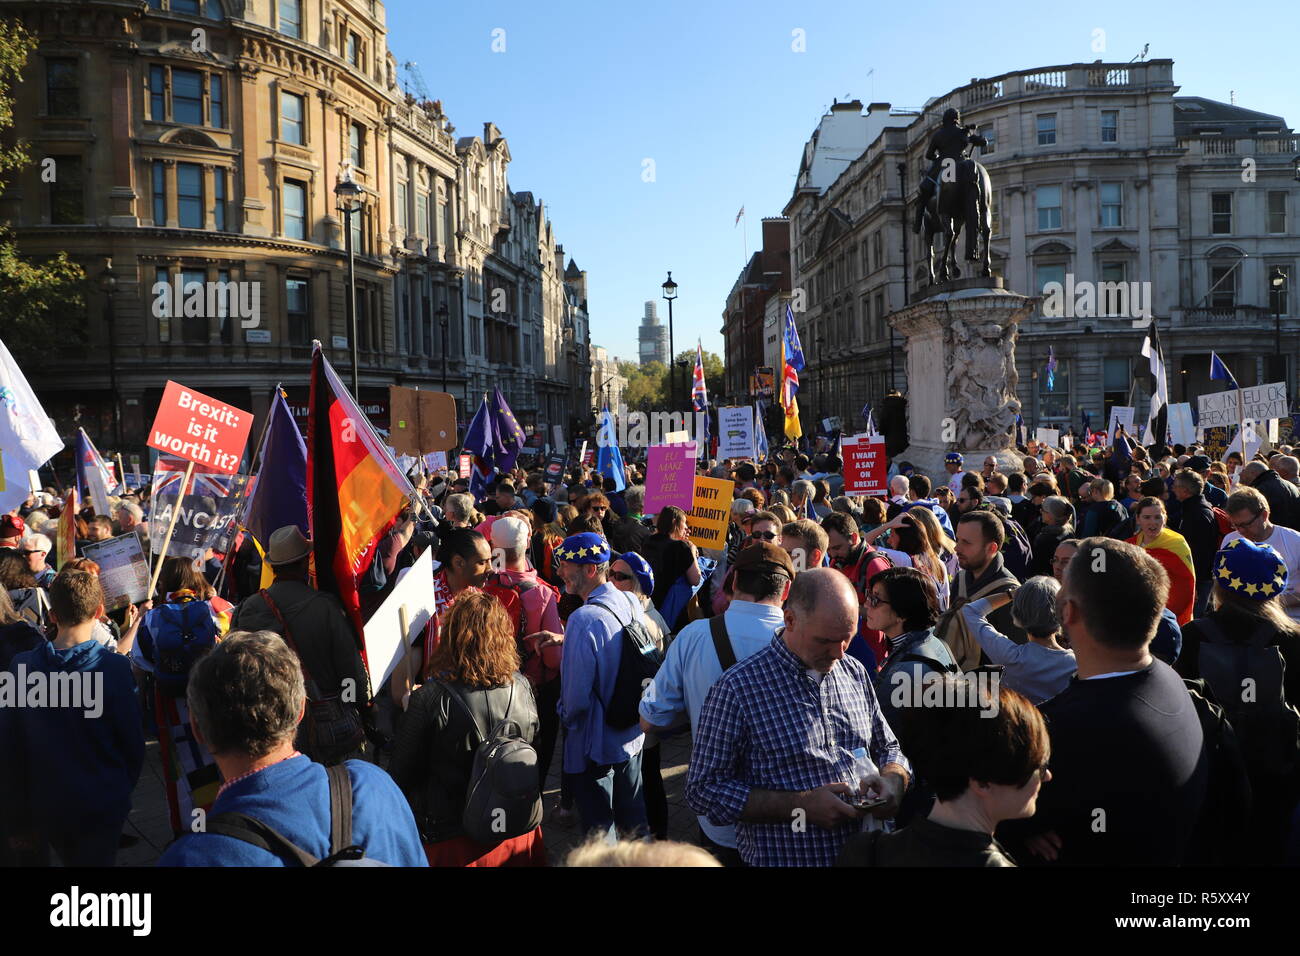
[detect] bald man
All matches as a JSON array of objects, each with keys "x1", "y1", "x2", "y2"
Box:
[{"x1": 685, "y1": 568, "x2": 911, "y2": 867}]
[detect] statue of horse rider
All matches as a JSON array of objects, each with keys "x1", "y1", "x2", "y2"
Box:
[{"x1": 912, "y1": 107, "x2": 988, "y2": 234}]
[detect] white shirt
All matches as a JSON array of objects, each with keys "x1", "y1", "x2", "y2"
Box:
[
  {"x1": 1220, "y1": 525, "x2": 1300, "y2": 621},
  {"x1": 948, "y1": 472, "x2": 965, "y2": 495}
]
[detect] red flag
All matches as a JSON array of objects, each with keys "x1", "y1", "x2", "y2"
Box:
[{"x1": 307, "y1": 345, "x2": 413, "y2": 663}]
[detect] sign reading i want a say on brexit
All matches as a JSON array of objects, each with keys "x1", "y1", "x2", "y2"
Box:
[{"x1": 147, "y1": 381, "x2": 254, "y2": 474}]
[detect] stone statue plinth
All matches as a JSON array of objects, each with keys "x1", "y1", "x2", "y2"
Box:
[{"x1": 887, "y1": 280, "x2": 1039, "y2": 480}]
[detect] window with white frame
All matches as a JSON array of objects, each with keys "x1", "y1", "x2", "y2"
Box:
[
  {"x1": 1036, "y1": 114, "x2": 1056, "y2": 146},
  {"x1": 1100, "y1": 183, "x2": 1123, "y2": 227},
  {"x1": 1036, "y1": 185, "x2": 1062, "y2": 230}
]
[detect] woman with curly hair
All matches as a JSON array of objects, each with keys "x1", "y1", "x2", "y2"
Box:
[{"x1": 389, "y1": 589, "x2": 544, "y2": 867}]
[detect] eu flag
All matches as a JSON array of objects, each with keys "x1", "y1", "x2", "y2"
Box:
[
  {"x1": 245, "y1": 387, "x2": 308, "y2": 549},
  {"x1": 595, "y1": 405, "x2": 626, "y2": 492},
  {"x1": 1209, "y1": 351, "x2": 1239, "y2": 390},
  {"x1": 491, "y1": 387, "x2": 526, "y2": 474},
  {"x1": 462, "y1": 394, "x2": 497, "y2": 501}
]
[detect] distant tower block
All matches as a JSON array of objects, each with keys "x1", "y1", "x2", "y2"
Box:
[{"x1": 639, "y1": 299, "x2": 669, "y2": 366}]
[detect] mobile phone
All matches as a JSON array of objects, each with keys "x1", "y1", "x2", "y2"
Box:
[{"x1": 846, "y1": 793, "x2": 887, "y2": 810}]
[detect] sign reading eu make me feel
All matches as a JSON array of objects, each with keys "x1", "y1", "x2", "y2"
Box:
[{"x1": 1198, "y1": 382, "x2": 1288, "y2": 430}]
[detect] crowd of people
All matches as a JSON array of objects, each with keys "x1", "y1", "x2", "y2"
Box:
[{"x1": 3, "y1": 422, "x2": 1300, "y2": 868}]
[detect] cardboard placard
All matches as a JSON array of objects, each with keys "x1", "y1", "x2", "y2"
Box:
[
  {"x1": 81, "y1": 533, "x2": 151, "y2": 611},
  {"x1": 841, "y1": 433, "x2": 887, "y2": 495},
  {"x1": 1107, "y1": 406, "x2": 1134, "y2": 443},
  {"x1": 363, "y1": 548, "x2": 438, "y2": 700},
  {"x1": 147, "y1": 380, "x2": 253, "y2": 474},
  {"x1": 388, "y1": 387, "x2": 458, "y2": 454},
  {"x1": 686, "y1": 475, "x2": 733, "y2": 554},
  {"x1": 1035, "y1": 427, "x2": 1060, "y2": 448},
  {"x1": 1198, "y1": 381, "x2": 1288, "y2": 430},
  {"x1": 644, "y1": 444, "x2": 697, "y2": 513},
  {"x1": 717, "y1": 406, "x2": 755, "y2": 461}
]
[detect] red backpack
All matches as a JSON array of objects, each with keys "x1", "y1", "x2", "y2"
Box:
[{"x1": 1210, "y1": 507, "x2": 1233, "y2": 546}]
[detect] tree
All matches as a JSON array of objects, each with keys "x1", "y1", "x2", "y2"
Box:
[
  {"x1": 672, "y1": 348, "x2": 724, "y2": 401},
  {"x1": 0, "y1": 19, "x2": 86, "y2": 362}
]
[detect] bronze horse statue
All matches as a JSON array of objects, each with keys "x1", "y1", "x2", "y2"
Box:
[{"x1": 920, "y1": 157, "x2": 992, "y2": 284}]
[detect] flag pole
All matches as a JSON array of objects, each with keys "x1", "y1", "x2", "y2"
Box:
[{"x1": 148, "y1": 460, "x2": 195, "y2": 598}]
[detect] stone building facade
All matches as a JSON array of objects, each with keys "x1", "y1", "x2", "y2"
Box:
[
  {"x1": 773, "y1": 61, "x2": 1299, "y2": 438},
  {"x1": 1, "y1": 0, "x2": 593, "y2": 452}
]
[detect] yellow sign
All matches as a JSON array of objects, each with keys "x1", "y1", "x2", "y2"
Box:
[{"x1": 686, "y1": 475, "x2": 733, "y2": 554}]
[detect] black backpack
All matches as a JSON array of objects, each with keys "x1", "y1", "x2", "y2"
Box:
[
  {"x1": 436, "y1": 678, "x2": 543, "y2": 845},
  {"x1": 592, "y1": 599, "x2": 663, "y2": 730},
  {"x1": 1195, "y1": 617, "x2": 1300, "y2": 778},
  {"x1": 203, "y1": 764, "x2": 391, "y2": 866},
  {"x1": 1182, "y1": 678, "x2": 1253, "y2": 865}
]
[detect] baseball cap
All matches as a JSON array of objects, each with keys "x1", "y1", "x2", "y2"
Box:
[
  {"x1": 732, "y1": 540, "x2": 796, "y2": 578},
  {"x1": 490, "y1": 516, "x2": 530, "y2": 552}
]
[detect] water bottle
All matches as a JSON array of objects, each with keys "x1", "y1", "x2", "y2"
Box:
[{"x1": 848, "y1": 747, "x2": 883, "y2": 832}]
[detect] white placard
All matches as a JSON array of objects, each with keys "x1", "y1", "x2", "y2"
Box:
[
  {"x1": 1167, "y1": 402, "x2": 1196, "y2": 446},
  {"x1": 1222, "y1": 424, "x2": 1263, "y2": 465},
  {"x1": 717, "y1": 406, "x2": 755, "y2": 460},
  {"x1": 363, "y1": 548, "x2": 438, "y2": 699},
  {"x1": 80, "y1": 533, "x2": 151, "y2": 611},
  {"x1": 424, "y1": 450, "x2": 447, "y2": 472},
  {"x1": 1198, "y1": 381, "x2": 1288, "y2": 430},
  {"x1": 1035, "y1": 427, "x2": 1060, "y2": 448},
  {"x1": 1107, "y1": 406, "x2": 1135, "y2": 442}
]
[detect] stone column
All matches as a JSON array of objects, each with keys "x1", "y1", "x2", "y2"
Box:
[{"x1": 887, "y1": 278, "x2": 1039, "y2": 478}]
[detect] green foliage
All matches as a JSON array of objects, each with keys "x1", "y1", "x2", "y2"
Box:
[{"x1": 0, "y1": 18, "x2": 86, "y2": 362}]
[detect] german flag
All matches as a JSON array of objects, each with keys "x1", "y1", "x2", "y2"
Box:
[{"x1": 307, "y1": 344, "x2": 414, "y2": 658}]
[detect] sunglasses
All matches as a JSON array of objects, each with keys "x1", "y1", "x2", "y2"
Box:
[
  {"x1": 750, "y1": 530, "x2": 777, "y2": 541},
  {"x1": 609, "y1": 571, "x2": 634, "y2": 583}
]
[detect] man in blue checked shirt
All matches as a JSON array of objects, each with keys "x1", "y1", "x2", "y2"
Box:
[
  {"x1": 639, "y1": 541, "x2": 795, "y2": 866},
  {"x1": 685, "y1": 568, "x2": 911, "y2": 867}
]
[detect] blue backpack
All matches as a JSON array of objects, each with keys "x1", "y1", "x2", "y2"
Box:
[{"x1": 151, "y1": 600, "x2": 219, "y2": 697}]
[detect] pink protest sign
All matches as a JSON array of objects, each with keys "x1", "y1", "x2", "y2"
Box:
[{"x1": 644, "y1": 443, "x2": 697, "y2": 513}]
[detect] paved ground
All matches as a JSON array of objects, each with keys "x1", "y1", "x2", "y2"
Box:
[{"x1": 115, "y1": 730, "x2": 699, "y2": 867}]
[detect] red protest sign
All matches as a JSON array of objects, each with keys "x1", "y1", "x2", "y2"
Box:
[
  {"x1": 458, "y1": 453, "x2": 472, "y2": 477},
  {"x1": 147, "y1": 381, "x2": 253, "y2": 475},
  {"x1": 842, "y1": 433, "x2": 887, "y2": 495}
]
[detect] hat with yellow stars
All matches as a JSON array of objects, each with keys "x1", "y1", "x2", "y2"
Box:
[
  {"x1": 556, "y1": 532, "x2": 610, "y2": 565},
  {"x1": 1214, "y1": 537, "x2": 1288, "y2": 602}
]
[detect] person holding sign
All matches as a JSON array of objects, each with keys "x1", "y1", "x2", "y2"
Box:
[{"x1": 642, "y1": 507, "x2": 702, "y2": 633}]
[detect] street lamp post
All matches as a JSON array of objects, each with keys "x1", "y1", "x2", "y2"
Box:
[
  {"x1": 676, "y1": 359, "x2": 690, "y2": 415},
  {"x1": 97, "y1": 260, "x2": 121, "y2": 447},
  {"x1": 437, "y1": 300, "x2": 450, "y2": 393},
  {"x1": 334, "y1": 169, "x2": 363, "y2": 399},
  {"x1": 662, "y1": 271, "x2": 678, "y2": 409},
  {"x1": 1271, "y1": 266, "x2": 1287, "y2": 386}
]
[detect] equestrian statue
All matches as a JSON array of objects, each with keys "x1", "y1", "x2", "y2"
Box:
[{"x1": 913, "y1": 107, "x2": 993, "y2": 284}]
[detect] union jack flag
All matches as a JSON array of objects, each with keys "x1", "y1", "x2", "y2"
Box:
[
  {"x1": 151, "y1": 455, "x2": 235, "y2": 500},
  {"x1": 691, "y1": 340, "x2": 708, "y2": 411}
]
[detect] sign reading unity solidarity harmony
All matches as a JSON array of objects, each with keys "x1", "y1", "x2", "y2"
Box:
[
  {"x1": 841, "y1": 433, "x2": 887, "y2": 495},
  {"x1": 147, "y1": 381, "x2": 254, "y2": 475},
  {"x1": 686, "y1": 475, "x2": 734, "y2": 554},
  {"x1": 1197, "y1": 381, "x2": 1288, "y2": 429}
]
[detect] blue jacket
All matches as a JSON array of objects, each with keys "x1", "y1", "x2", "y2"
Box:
[
  {"x1": 160, "y1": 756, "x2": 427, "y2": 866},
  {"x1": 0, "y1": 638, "x2": 144, "y2": 835},
  {"x1": 901, "y1": 499, "x2": 954, "y2": 537},
  {"x1": 559, "y1": 583, "x2": 646, "y2": 773}
]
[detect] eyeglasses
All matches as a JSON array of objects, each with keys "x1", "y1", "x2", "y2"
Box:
[
  {"x1": 750, "y1": 530, "x2": 777, "y2": 541},
  {"x1": 865, "y1": 592, "x2": 891, "y2": 608},
  {"x1": 609, "y1": 571, "x2": 634, "y2": 583},
  {"x1": 1230, "y1": 511, "x2": 1262, "y2": 531}
]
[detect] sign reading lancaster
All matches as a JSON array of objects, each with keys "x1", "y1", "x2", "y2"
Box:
[{"x1": 147, "y1": 381, "x2": 254, "y2": 475}]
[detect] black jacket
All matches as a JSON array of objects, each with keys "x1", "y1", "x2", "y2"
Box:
[
  {"x1": 1029, "y1": 523, "x2": 1073, "y2": 577},
  {"x1": 838, "y1": 815, "x2": 1017, "y2": 867},
  {"x1": 388, "y1": 673, "x2": 538, "y2": 843},
  {"x1": 608, "y1": 513, "x2": 651, "y2": 557},
  {"x1": 1251, "y1": 471, "x2": 1300, "y2": 531},
  {"x1": 1173, "y1": 493, "x2": 1219, "y2": 585}
]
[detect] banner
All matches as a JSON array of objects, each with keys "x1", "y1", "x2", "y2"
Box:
[
  {"x1": 841, "y1": 433, "x2": 887, "y2": 495},
  {"x1": 1106, "y1": 406, "x2": 1135, "y2": 443},
  {"x1": 362, "y1": 548, "x2": 438, "y2": 700},
  {"x1": 147, "y1": 380, "x2": 254, "y2": 474},
  {"x1": 1167, "y1": 402, "x2": 1196, "y2": 446},
  {"x1": 644, "y1": 444, "x2": 697, "y2": 513},
  {"x1": 80, "y1": 533, "x2": 151, "y2": 611},
  {"x1": 717, "y1": 406, "x2": 755, "y2": 460},
  {"x1": 0, "y1": 334, "x2": 64, "y2": 515},
  {"x1": 149, "y1": 456, "x2": 253, "y2": 560},
  {"x1": 1198, "y1": 381, "x2": 1288, "y2": 430},
  {"x1": 686, "y1": 475, "x2": 733, "y2": 554}
]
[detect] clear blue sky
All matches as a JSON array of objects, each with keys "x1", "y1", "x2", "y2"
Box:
[{"x1": 384, "y1": 0, "x2": 1299, "y2": 364}]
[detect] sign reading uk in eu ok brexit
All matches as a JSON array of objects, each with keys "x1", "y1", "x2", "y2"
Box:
[{"x1": 147, "y1": 381, "x2": 254, "y2": 475}]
